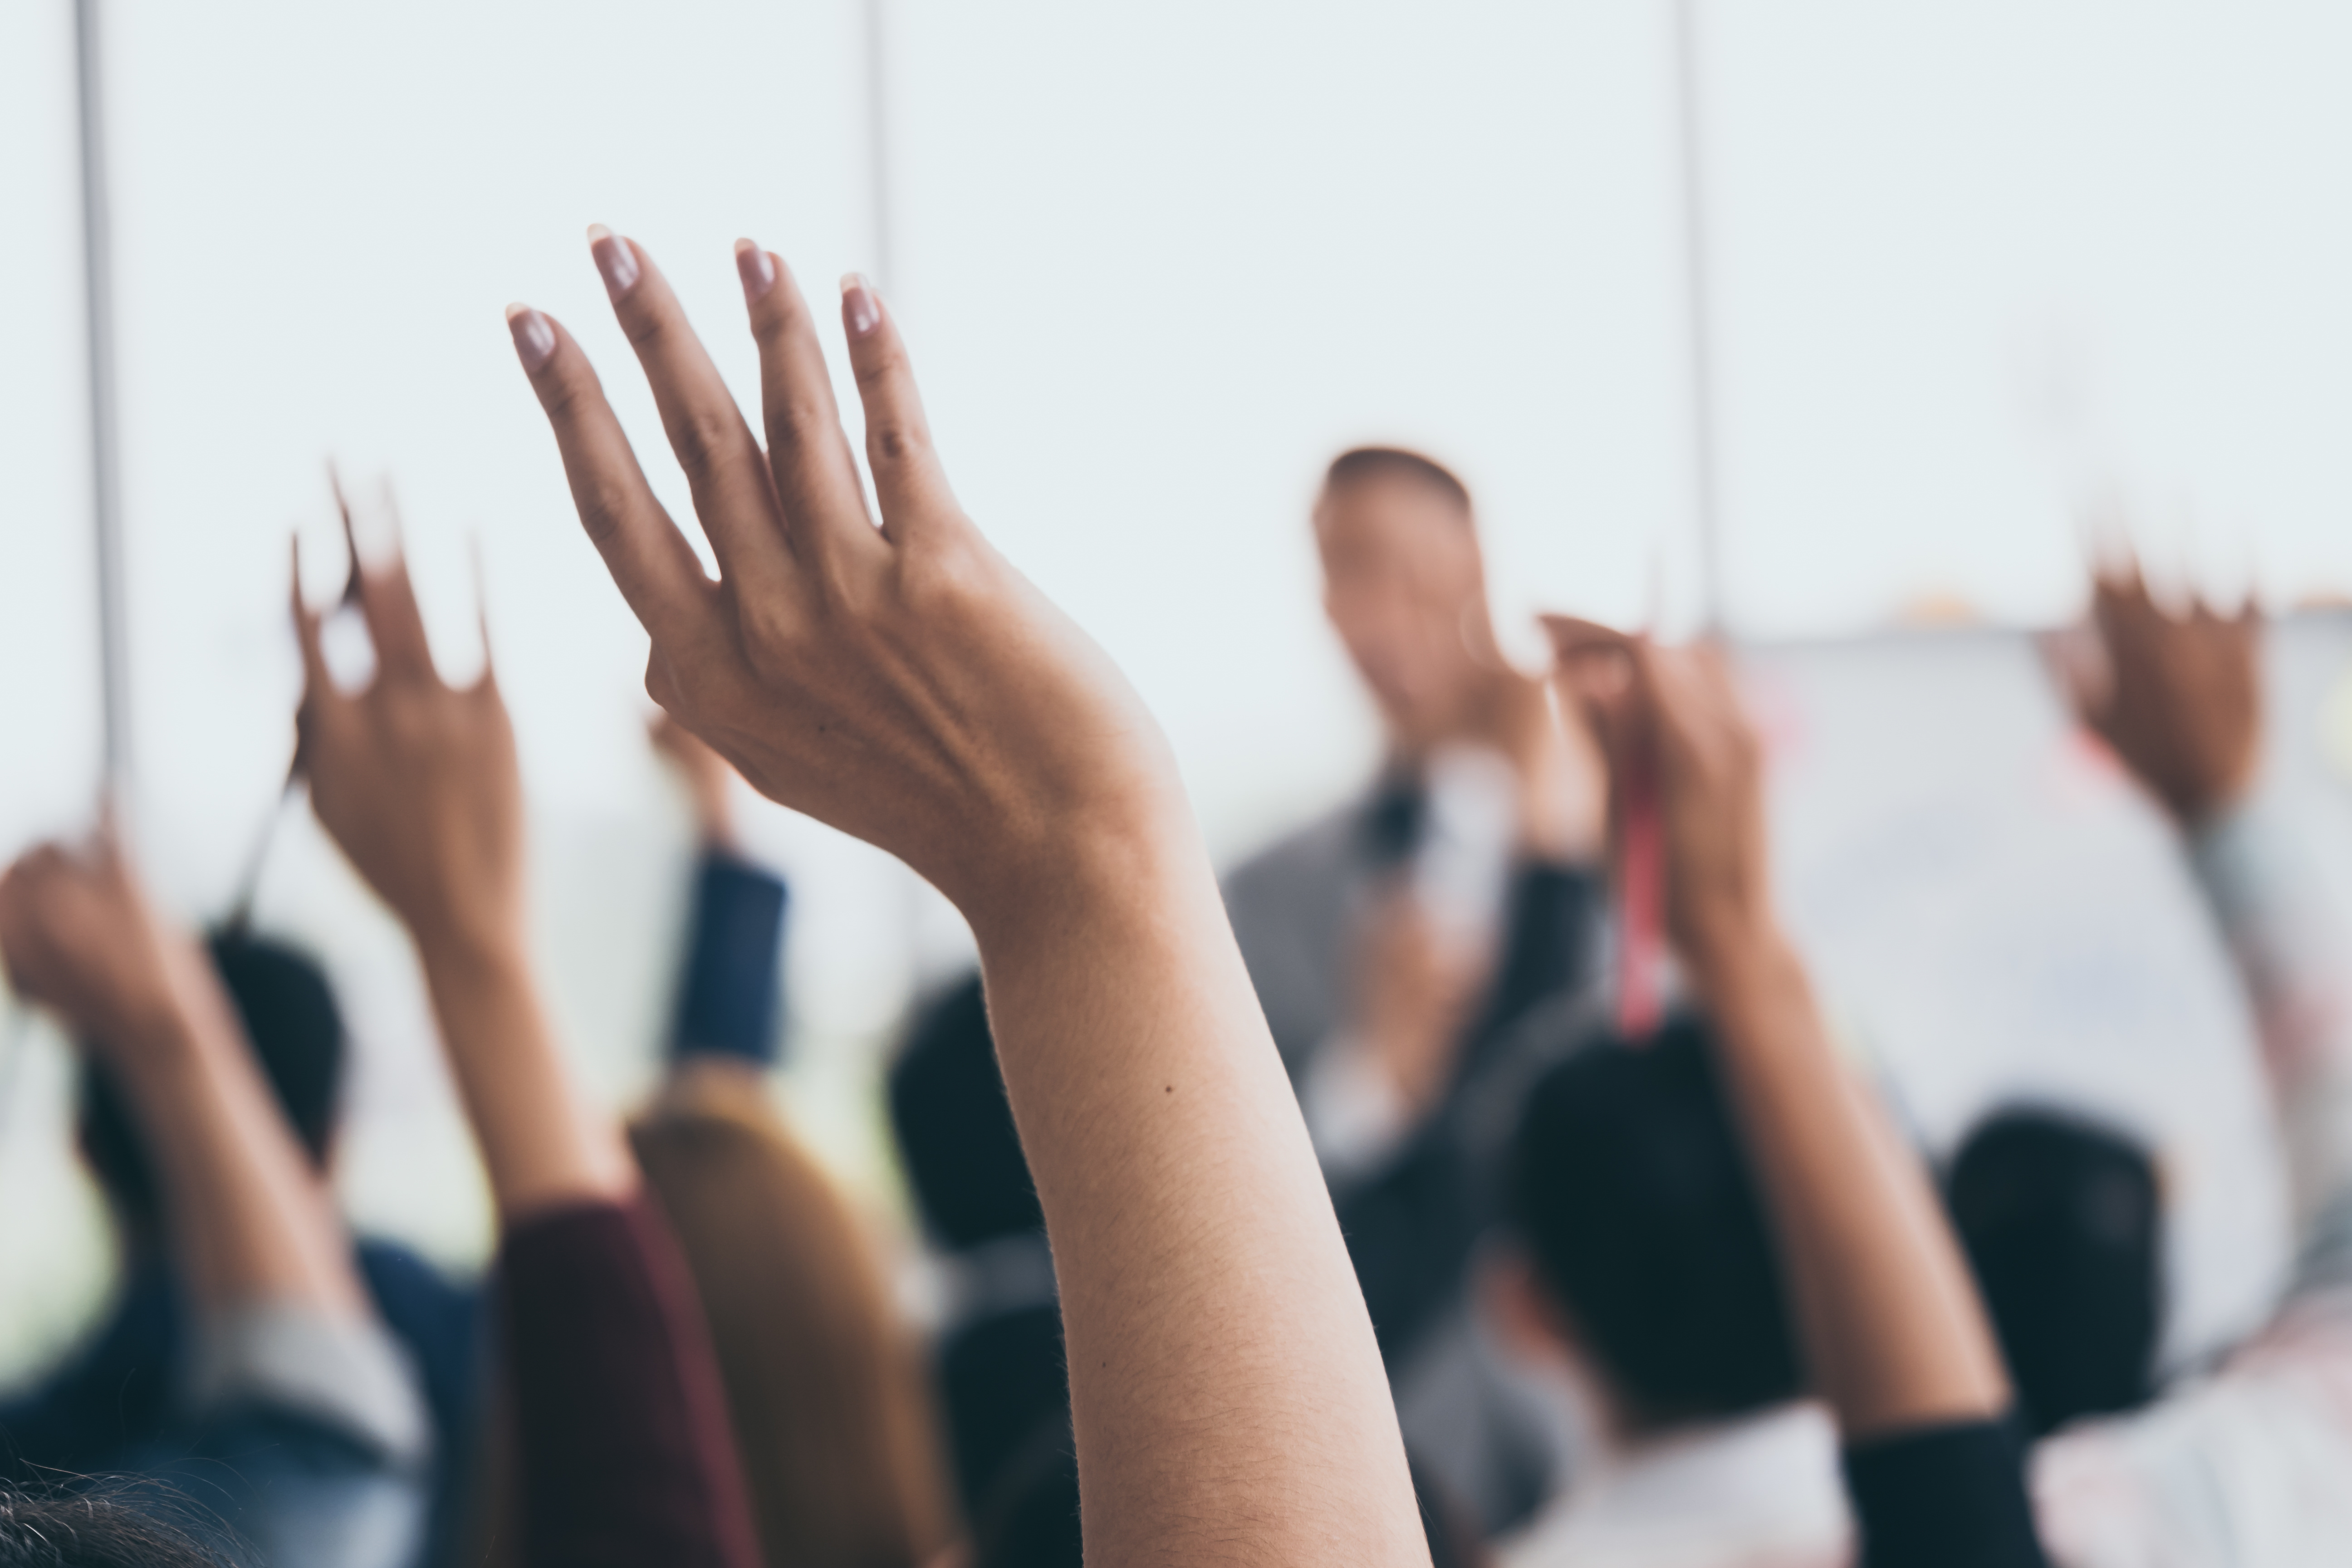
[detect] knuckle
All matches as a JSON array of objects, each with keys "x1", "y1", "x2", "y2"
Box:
[
  {"x1": 621, "y1": 305, "x2": 671, "y2": 353},
  {"x1": 852, "y1": 341, "x2": 906, "y2": 391},
  {"x1": 671, "y1": 405, "x2": 738, "y2": 480},
  {"x1": 575, "y1": 477, "x2": 636, "y2": 545},
  {"x1": 539, "y1": 366, "x2": 595, "y2": 426},
  {"x1": 867, "y1": 417, "x2": 930, "y2": 468},
  {"x1": 764, "y1": 396, "x2": 831, "y2": 459}
]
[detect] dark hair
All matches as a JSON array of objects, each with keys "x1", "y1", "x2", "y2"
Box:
[
  {"x1": 1322, "y1": 447, "x2": 1473, "y2": 515},
  {"x1": 886, "y1": 975, "x2": 1044, "y2": 1250},
  {"x1": 1947, "y1": 1107, "x2": 2161, "y2": 1436},
  {"x1": 1506, "y1": 1014, "x2": 1802, "y2": 1425},
  {"x1": 0, "y1": 1485, "x2": 232, "y2": 1568},
  {"x1": 79, "y1": 932, "x2": 345, "y2": 1231}
]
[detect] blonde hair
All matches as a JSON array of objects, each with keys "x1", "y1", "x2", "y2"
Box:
[{"x1": 632, "y1": 1068, "x2": 955, "y2": 1568}]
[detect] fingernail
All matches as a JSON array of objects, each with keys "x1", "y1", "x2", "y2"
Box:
[
  {"x1": 735, "y1": 239, "x2": 777, "y2": 302},
  {"x1": 505, "y1": 303, "x2": 555, "y2": 370},
  {"x1": 841, "y1": 273, "x2": 881, "y2": 338},
  {"x1": 588, "y1": 223, "x2": 640, "y2": 300}
]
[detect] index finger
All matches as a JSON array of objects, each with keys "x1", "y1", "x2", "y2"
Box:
[{"x1": 506, "y1": 303, "x2": 714, "y2": 650}]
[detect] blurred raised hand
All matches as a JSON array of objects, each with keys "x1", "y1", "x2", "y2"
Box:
[
  {"x1": 0, "y1": 826, "x2": 215, "y2": 1060},
  {"x1": 0, "y1": 826, "x2": 369, "y2": 1318},
  {"x1": 295, "y1": 540, "x2": 524, "y2": 967},
  {"x1": 1544, "y1": 620, "x2": 1769, "y2": 962},
  {"x1": 1542, "y1": 618, "x2": 2014, "y2": 1459},
  {"x1": 505, "y1": 235, "x2": 1181, "y2": 933},
  {"x1": 2060, "y1": 567, "x2": 2260, "y2": 826},
  {"x1": 295, "y1": 532, "x2": 630, "y2": 1219}
]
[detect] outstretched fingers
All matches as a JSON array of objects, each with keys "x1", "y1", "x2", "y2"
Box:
[
  {"x1": 507, "y1": 302, "x2": 713, "y2": 648},
  {"x1": 588, "y1": 229, "x2": 795, "y2": 593},
  {"x1": 738, "y1": 243, "x2": 884, "y2": 567},
  {"x1": 838, "y1": 274, "x2": 960, "y2": 542}
]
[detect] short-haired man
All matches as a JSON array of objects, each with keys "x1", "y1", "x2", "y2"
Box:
[{"x1": 1224, "y1": 447, "x2": 1608, "y2": 1528}]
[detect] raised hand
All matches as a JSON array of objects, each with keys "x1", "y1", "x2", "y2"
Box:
[
  {"x1": 295, "y1": 525, "x2": 630, "y2": 1220},
  {"x1": 0, "y1": 828, "x2": 217, "y2": 1059},
  {"x1": 294, "y1": 538, "x2": 524, "y2": 966},
  {"x1": 2062, "y1": 567, "x2": 2260, "y2": 826},
  {"x1": 1542, "y1": 618, "x2": 2010, "y2": 1444},
  {"x1": 507, "y1": 234, "x2": 1427, "y2": 1567},
  {"x1": 0, "y1": 828, "x2": 368, "y2": 1318},
  {"x1": 505, "y1": 236, "x2": 1181, "y2": 933},
  {"x1": 1545, "y1": 621, "x2": 1768, "y2": 962}
]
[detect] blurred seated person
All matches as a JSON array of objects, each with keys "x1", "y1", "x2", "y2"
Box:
[
  {"x1": 633, "y1": 717, "x2": 955, "y2": 1568},
  {"x1": 1519, "y1": 622, "x2": 2044, "y2": 1568},
  {"x1": 1492, "y1": 1011, "x2": 1847, "y2": 1568},
  {"x1": 1223, "y1": 447, "x2": 1607, "y2": 1529},
  {"x1": 0, "y1": 927, "x2": 476, "y2": 1567},
  {"x1": 889, "y1": 974, "x2": 1501, "y2": 1568},
  {"x1": 1952, "y1": 570, "x2": 2352, "y2": 1567},
  {"x1": 0, "y1": 826, "x2": 431, "y2": 1567},
  {"x1": 1226, "y1": 447, "x2": 1606, "y2": 1161},
  {"x1": 888, "y1": 974, "x2": 1068, "y2": 1532}
]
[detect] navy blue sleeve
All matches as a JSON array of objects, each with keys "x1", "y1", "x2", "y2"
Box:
[
  {"x1": 1460, "y1": 862, "x2": 1597, "y2": 1080},
  {"x1": 1842, "y1": 1417, "x2": 2048, "y2": 1568},
  {"x1": 668, "y1": 851, "x2": 789, "y2": 1067}
]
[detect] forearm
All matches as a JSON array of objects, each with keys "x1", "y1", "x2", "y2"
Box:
[
  {"x1": 116, "y1": 1004, "x2": 368, "y2": 1319},
  {"x1": 416, "y1": 931, "x2": 635, "y2": 1224},
  {"x1": 1691, "y1": 915, "x2": 2008, "y2": 1436},
  {"x1": 2188, "y1": 788, "x2": 2352, "y2": 1248},
  {"x1": 970, "y1": 823, "x2": 1428, "y2": 1567}
]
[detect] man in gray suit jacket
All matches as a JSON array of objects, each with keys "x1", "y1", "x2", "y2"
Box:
[{"x1": 1223, "y1": 447, "x2": 1608, "y2": 1532}]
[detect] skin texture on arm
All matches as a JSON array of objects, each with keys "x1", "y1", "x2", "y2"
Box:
[
  {"x1": 505, "y1": 230, "x2": 1428, "y2": 1568},
  {"x1": 0, "y1": 832, "x2": 369, "y2": 1320},
  {"x1": 1549, "y1": 622, "x2": 2011, "y2": 1439},
  {"x1": 293, "y1": 545, "x2": 634, "y2": 1222}
]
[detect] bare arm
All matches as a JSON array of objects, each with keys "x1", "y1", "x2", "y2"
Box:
[
  {"x1": 1550, "y1": 625, "x2": 2010, "y2": 1437},
  {"x1": 0, "y1": 834, "x2": 366, "y2": 1321},
  {"x1": 294, "y1": 544, "x2": 633, "y2": 1222},
  {"x1": 296, "y1": 526, "x2": 759, "y2": 1568},
  {"x1": 506, "y1": 231, "x2": 1426, "y2": 1567}
]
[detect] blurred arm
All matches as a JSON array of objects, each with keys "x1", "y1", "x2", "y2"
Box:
[
  {"x1": 295, "y1": 543, "x2": 633, "y2": 1222},
  {"x1": 297, "y1": 538, "x2": 759, "y2": 1568},
  {"x1": 2063, "y1": 568, "x2": 2352, "y2": 1287},
  {"x1": 1551, "y1": 624, "x2": 2035, "y2": 1565},
  {"x1": 2188, "y1": 791, "x2": 2352, "y2": 1284},
  {"x1": 0, "y1": 838, "x2": 424, "y2": 1467}
]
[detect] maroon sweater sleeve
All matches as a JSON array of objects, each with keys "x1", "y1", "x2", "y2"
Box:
[{"x1": 499, "y1": 1196, "x2": 763, "y2": 1568}]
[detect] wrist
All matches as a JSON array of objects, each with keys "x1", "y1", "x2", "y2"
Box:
[
  {"x1": 956, "y1": 795, "x2": 1204, "y2": 961},
  {"x1": 414, "y1": 917, "x2": 533, "y2": 993},
  {"x1": 1678, "y1": 892, "x2": 1790, "y2": 992}
]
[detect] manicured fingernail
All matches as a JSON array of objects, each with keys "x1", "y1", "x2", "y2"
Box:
[
  {"x1": 588, "y1": 223, "x2": 640, "y2": 300},
  {"x1": 505, "y1": 303, "x2": 554, "y2": 370},
  {"x1": 841, "y1": 273, "x2": 881, "y2": 337},
  {"x1": 735, "y1": 239, "x2": 777, "y2": 302}
]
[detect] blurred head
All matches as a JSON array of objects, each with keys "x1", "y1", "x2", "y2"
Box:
[
  {"x1": 887, "y1": 977, "x2": 1068, "y2": 1518},
  {"x1": 887, "y1": 975, "x2": 1044, "y2": 1251},
  {"x1": 79, "y1": 931, "x2": 345, "y2": 1240},
  {"x1": 1502, "y1": 1014, "x2": 1802, "y2": 1433},
  {"x1": 1314, "y1": 448, "x2": 1499, "y2": 755},
  {"x1": 632, "y1": 1074, "x2": 953, "y2": 1568},
  {"x1": 1947, "y1": 1107, "x2": 2161, "y2": 1437}
]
